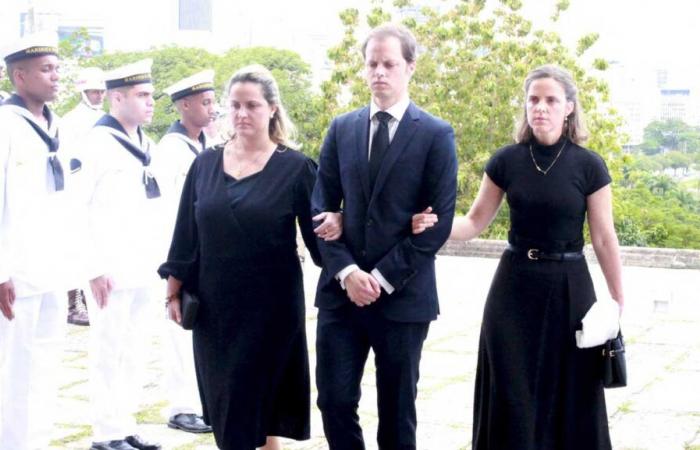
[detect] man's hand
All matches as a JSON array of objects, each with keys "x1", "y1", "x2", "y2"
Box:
[
  {"x1": 0, "y1": 280, "x2": 16, "y2": 320},
  {"x1": 89, "y1": 275, "x2": 114, "y2": 309},
  {"x1": 313, "y1": 211, "x2": 343, "y2": 241},
  {"x1": 344, "y1": 270, "x2": 381, "y2": 307}
]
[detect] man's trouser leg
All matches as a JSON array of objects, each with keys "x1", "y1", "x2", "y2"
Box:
[
  {"x1": 0, "y1": 291, "x2": 65, "y2": 450},
  {"x1": 163, "y1": 317, "x2": 200, "y2": 417},
  {"x1": 87, "y1": 286, "x2": 154, "y2": 441}
]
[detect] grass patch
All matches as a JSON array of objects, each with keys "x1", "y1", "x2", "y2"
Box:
[
  {"x1": 49, "y1": 424, "x2": 92, "y2": 446},
  {"x1": 134, "y1": 400, "x2": 168, "y2": 424},
  {"x1": 616, "y1": 400, "x2": 634, "y2": 414},
  {"x1": 62, "y1": 350, "x2": 88, "y2": 364},
  {"x1": 58, "y1": 394, "x2": 89, "y2": 402},
  {"x1": 664, "y1": 351, "x2": 690, "y2": 373},
  {"x1": 59, "y1": 378, "x2": 88, "y2": 391}
]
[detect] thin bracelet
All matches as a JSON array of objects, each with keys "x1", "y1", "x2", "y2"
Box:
[{"x1": 165, "y1": 293, "x2": 180, "y2": 303}]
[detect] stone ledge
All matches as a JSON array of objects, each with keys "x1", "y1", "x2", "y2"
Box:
[{"x1": 438, "y1": 239, "x2": 700, "y2": 270}]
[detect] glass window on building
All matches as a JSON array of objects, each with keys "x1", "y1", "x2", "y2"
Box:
[{"x1": 179, "y1": 0, "x2": 212, "y2": 31}]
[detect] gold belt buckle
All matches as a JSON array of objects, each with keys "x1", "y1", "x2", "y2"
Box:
[{"x1": 527, "y1": 248, "x2": 539, "y2": 260}]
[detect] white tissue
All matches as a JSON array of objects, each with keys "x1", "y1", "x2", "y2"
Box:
[{"x1": 575, "y1": 298, "x2": 620, "y2": 348}]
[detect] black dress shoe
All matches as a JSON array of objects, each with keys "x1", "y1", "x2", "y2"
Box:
[
  {"x1": 124, "y1": 435, "x2": 161, "y2": 450},
  {"x1": 90, "y1": 440, "x2": 138, "y2": 450},
  {"x1": 168, "y1": 413, "x2": 213, "y2": 433}
]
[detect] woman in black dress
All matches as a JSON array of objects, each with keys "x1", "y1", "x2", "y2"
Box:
[
  {"x1": 158, "y1": 65, "x2": 340, "y2": 450},
  {"x1": 413, "y1": 65, "x2": 624, "y2": 449}
]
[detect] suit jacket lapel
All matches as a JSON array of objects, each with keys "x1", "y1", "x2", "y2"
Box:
[
  {"x1": 371, "y1": 102, "x2": 420, "y2": 199},
  {"x1": 352, "y1": 107, "x2": 371, "y2": 202}
]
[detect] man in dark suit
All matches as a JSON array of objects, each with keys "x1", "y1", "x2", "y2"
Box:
[{"x1": 312, "y1": 23, "x2": 458, "y2": 450}]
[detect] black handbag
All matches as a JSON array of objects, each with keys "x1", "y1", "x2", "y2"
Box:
[
  {"x1": 180, "y1": 290, "x2": 200, "y2": 330},
  {"x1": 602, "y1": 331, "x2": 627, "y2": 388}
]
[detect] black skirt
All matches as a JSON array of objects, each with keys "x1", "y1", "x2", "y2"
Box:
[
  {"x1": 472, "y1": 250, "x2": 612, "y2": 450},
  {"x1": 193, "y1": 256, "x2": 310, "y2": 450}
]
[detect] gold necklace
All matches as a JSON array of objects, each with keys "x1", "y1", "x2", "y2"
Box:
[
  {"x1": 225, "y1": 142, "x2": 272, "y2": 179},
  {"x1": 529, "y1": 139, "x2": 567, "y2": 175}
]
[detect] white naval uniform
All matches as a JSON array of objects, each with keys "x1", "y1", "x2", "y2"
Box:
[
  {"x1": 150, "y1": 122, "x2": 206, "y2": 419},
  {"x1": 0, "y1": 102, "x2": 82, "y2": 450},
  {"x1": 59, "y1": 100, "x2": 104, "y2": 160},
  {"x1": 79, "y1": 117, "x2": 166, "y2": 441}
]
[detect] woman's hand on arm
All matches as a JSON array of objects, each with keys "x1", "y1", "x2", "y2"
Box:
[
  {"x1": 313, "y1": 211, "x2": 343, "y2": 241},
  {"x1": 587, "y1": 184, "x2": 624, "y2": 312},
  {"x1": 412, "y1": 207, "x2": 439, "y2": 234},
  {"x1": 412, "y1": 174, "x2": 504, "y2": 241}
]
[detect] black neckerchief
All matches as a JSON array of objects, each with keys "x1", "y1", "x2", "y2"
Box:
[
  {"x1": 3, "y1": 94, "x2": 64, "y2": 191},
  {"x1": 166, "y1": 120, "x2": 206, "y2": 156},
  {"x1": 94, "y1": 114, "x2": 161, "y2": 199}
]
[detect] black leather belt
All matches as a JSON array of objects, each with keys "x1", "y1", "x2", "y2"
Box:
[{"x1": 507, "y1": 244, "x2": 584, "y2": 261}]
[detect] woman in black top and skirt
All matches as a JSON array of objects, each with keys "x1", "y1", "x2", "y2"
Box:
[
  {"x1": 413, "y1": 65, "x2": 624, "y2": 449},
  {"x1": 158, "y1": 65, "x2": 340, "y2": 450}
]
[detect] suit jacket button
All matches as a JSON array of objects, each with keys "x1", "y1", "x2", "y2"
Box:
[
  {"x1": 366, "y1": 219, "x2": 373, "y2": 226},
  {"x1": 361, "y1": 250, "x2": 367, "y2": 257}
]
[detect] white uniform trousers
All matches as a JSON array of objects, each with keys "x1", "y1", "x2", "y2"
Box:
[
  {"x1": 87, "y1": 287, "x2": 156, "y2": 442},
  {"x1": 0, "y1": 292, "x2": 66, "y2": 450},
  {"x1": 163, "y1": 319, "x2": 201, "y2": 417}
]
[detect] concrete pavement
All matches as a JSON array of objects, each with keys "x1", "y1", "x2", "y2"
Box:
[{"x1": 47, "y1": 254, "x2": 700, "y2": 449}]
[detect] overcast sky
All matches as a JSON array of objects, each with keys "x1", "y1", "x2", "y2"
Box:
[
  {"x1": 5, "y1": 0, "x2": 698, "y2": 84},
  {"x1": 523, "y1": 0, "x2": 700, "y2": 72}
]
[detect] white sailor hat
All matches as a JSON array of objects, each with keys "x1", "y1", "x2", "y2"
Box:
[
  {"x1": 163, "y1": 70, "x2": 215, "y2": 101},
  {"x1": 104, "y1": 59, "x2": 153, "y2": 90},
  {"x1": 2, "y1": 32, "x2": 59, "y2": 64},
  {"x1": 75, "y1": 67, "x2": 106, "y2": 91}
]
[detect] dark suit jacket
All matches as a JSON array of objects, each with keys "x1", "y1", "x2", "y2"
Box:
[{"x1": 312, "y1": 102, "x2": 458, "y2": 322}]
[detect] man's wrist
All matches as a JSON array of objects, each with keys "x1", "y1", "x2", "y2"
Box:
[
  {"x1": 371, "y1": 268, "x2": 395, "y2": 294},
  {"x1": 336, "y1": 264, "x2": 360, "y2": 290}
]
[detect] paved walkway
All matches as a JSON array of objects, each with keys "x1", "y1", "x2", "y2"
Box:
[{"x1": 48, "y1": 255, "x2": 700, "y2": 449}]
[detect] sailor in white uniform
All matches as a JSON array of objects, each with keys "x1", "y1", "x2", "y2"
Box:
[
  {"x1": 0, "y1": 32, "x2": 99, "y2": 450},
  {"x1": 151, "y1": 70, "x2": 216, "y2": 434},
  {"x1": 79, "y1": 59, "x2": 163, "y2": 450},
  {"x1": 61, "y1": 66, "x2": 106, "y2": 154},
  {"x1": 61, "y1": 66, "x2": 106, "y2": 326}
]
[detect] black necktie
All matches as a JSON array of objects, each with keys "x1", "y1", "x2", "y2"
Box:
[
  {"x1": 96, "y1": 115, "x2": 161, "y2": 199},
  {"x1": 5, "y1": 94, "x2": 64, "y2": 191},
  {"x1": 111, "y1": 134, "x2": 161, "y2": 199},
  {"x1": 369, "y1": 111, "x2": 392, "y2": 189},
  {"x1": 22, "y1": 118, "x2": 64, "y2": 191}
]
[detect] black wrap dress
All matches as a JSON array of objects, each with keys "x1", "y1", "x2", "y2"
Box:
[
  {"x1": 472, "y1": 138, "x2": 614, "y2": 450},
  {"x1": 158, "y1": 145, "x2": 321, "y2": 450}
]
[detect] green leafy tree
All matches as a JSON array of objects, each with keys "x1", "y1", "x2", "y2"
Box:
[
  {"x1": 0, "y1": 69, "x2": 11, "y2": 95},
  {"x1": 52, "y1": 34, "x2": 317, "y2": 141},
  {"x1": 640, "y1": 119, "x2": 700, "y2": 155}
]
